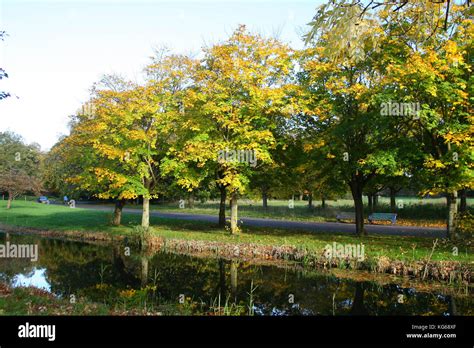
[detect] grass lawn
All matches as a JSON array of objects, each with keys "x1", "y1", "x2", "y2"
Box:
[
  {"x1": 115, "y1": 197, "x2": 474, "y2": 227},
  {"x1": 0, "y1": 201, "x2": 472, "y2": 265}
]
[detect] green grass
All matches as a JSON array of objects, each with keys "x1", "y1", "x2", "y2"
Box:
[
  {"x1": 118, "y1": 197, "x2": 474, "y2": 227},
  {"x1": 0, "y1": 200, "x2": 472, "y2": 264}
]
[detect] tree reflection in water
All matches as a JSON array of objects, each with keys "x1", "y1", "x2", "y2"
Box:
[{"x1": 0, "y1": 232, "x2": 471, "y2": 315}]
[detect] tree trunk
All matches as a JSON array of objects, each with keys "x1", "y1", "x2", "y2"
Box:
[
  {"x1": 187, "y1": 193, "x2": 194, "y2": 209},
  {"x1": 262, "y1": 188, "x2": 268, "y2": 209},
  {"x1": 308, "y1": 192, "x2": 313, "y2": 209},
  {"x1": 218, "y1": 185, "x2": 226, "y2": 228},
  {"x1": 299, "y1": 193, "x2": 303, "y2": 201},
  {"x1": 367, "y1": 194, "x2": 373, "y2": 214},
  {"x1": 373, "y1": 195, "x2": 378, "y2": 209},
  {"x1": 112, "y1": 199, "x2": 125, "y2": 226},
  {"x1": 230, "y1": 192, "x2": 239, "y2": 234},
  {"x1": 6, "y1": 192, "x2": 12, "y2": 209},
  {"x1": 389, "y1": 187, "x2": 396, "y2": 213},
  {"x1": 350, "y1": 283, "x2": 368, "y2": 315},
  {"x1": 459, "y1": 189, "x2": 467, "y2": 213},
  {"x1": 321, "y1": 196, "x2": 326, "y2": 209},
  {"x1": 142, "y1": 197, "x2": 150, "y2": 229},
  {"x1": 447, "y1": 191, "x2": 458, "y2": 240},
  {"x1": 350, "y1": 181, "x2": 366, "y2": 236}
]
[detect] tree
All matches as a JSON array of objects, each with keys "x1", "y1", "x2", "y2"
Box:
[
  {"x1": 300, "y1": 0, "x2": 473, "y2": 237},
  {"x1": 248, "y1": 159, "x2": 283, "y2": 209},
  {"x1": 42, "y1": 134, "x2": 92, "y2": 201},
  {"x1": 77, "y1": 53, "x2": 193, "y2": 229},
  {"x1": 79, "y1": 84, "x2": 164, "y2": 228},
  {"x1": 459, "y1": 188, "x2": 469, "y2": 212},
  {"x1": 305, "y1": 1, "x2": 473, "y2": 48},
  {"x1": 288, "y1": 108, "x2": 348, "y2": 210},
  {"x1": 163, "y1": 26, "x2": 295, "y2": 234},
  {"x1": 378, "y1": 3, "x2": 473, "y2": 239},
  {"x1": 300, "y1": 6, "x2": 407, "y2": 235},
  {"x1": 143, "y1": 52, "x2": 200, "y2": 228},
  {"x1": 63, "y1": 77, "x2": 155, "y2": 227},
  {"x1": 0, "y1": 171, "x2": 41, "y2": 209},
  {"x1": 247, "y1": 115, "x2": 303, "y2": 210},
  {"x1": 0, "y1": 132, "x2": 42, "y2": 208},
  {"x1": 375, "y1": 136, "x2": 422, "y2": 213},
  {"x1": 52, "y1": 81, "x2": 136, "y2": 225}
]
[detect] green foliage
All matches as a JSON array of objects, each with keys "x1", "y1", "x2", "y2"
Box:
[
  {"x1": 0, "y1": 132, "x2": 43, "y2": 206},
  {"x1": 0, "y1": 132, "x2": 41, "y2": 176}
]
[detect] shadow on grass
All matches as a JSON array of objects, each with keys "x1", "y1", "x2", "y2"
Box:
[
  {"x1": 153, "y1": 200, "x2": 473, "y2": 221},
  {"x1": 0, "y1": 201, "x2": 467, "y2": 258},
  {"x1": 149, "y1": 215, "x2": 444, "y2": 249}
]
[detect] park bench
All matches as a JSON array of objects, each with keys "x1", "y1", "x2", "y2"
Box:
[
  {"x1": 336, "y1": 212, "x2": 356, "y2": 222},
  {"x1": 368, "y1": 213, "x2": 397, "y2": 225}
]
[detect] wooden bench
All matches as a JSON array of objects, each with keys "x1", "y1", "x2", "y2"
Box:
[
  {"x1": 368, "y1": 213, "x2": 397, "y2": 225},
  {"x1": 336, "y1": 212, "x2": 356, "y2": 222}
]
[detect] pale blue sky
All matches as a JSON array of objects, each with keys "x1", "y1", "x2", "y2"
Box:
[{"x1": 0, "y1": 0, "x2": 322, "y2": 150}]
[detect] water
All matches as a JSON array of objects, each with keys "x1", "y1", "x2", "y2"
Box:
[{"x1": 0, "y1": 232, "x2": 471, "y2": 315}]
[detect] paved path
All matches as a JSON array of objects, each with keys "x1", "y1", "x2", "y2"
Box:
[{"x1": 76, "y1": 204, "x2": 446, "y2": 238}]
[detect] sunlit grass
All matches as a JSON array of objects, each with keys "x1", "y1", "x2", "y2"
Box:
[
  {"x1": 0, "y1": 201, "x2": 471, "y2": 264},
  {"x1": 119, "y1": 197, "x2": 474, "y2": 227}
]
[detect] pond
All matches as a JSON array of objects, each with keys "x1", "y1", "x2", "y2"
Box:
[{"x1": 0, "y1": 232, "x2": 471, "y2": 315}]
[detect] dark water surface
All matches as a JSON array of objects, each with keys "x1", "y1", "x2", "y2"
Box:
[{"x1": 0, "y1": 232, "x2": 471, "y2": 315}]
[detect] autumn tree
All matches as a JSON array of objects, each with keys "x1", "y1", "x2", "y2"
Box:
[
  {"x1": 163, "y1": 26, "x2": 294, "y2": 234},
  {"x1": 383, "y1": 3, "x2": 473, "y2": 239},
  {"x1": 305, "y1": 1, "x2": 473, "y2": 45},
  {"x1": 142, "y1": 52, "x2": 200, "y2": 227},
  {"x1": 55, "y1": 78, "x2": 135, "y2": 224},
  {"x1": 71, "y1": 53, "x2": 194, "y2": 229},
  {"x1": 303, "y1": 0, "x2": 472, "y2": 238},
  {"x1": 300, "y1": 1, "x2": 412, "y2": 235},
  {"x1": 76, "y1": 82, "x2": 163, "y2": 228}
]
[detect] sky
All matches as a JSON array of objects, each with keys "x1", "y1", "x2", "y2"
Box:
[{"x1": 0, "y1": 0, "x2": 323, "y2": 151}]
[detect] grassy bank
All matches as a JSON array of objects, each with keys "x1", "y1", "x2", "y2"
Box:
[
  {"x1": 0, "y1": 201, "x2": 472, "y2": 281},
  {"x1": 0, "y1": 283, "x2": 120, "y2": 315}
]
